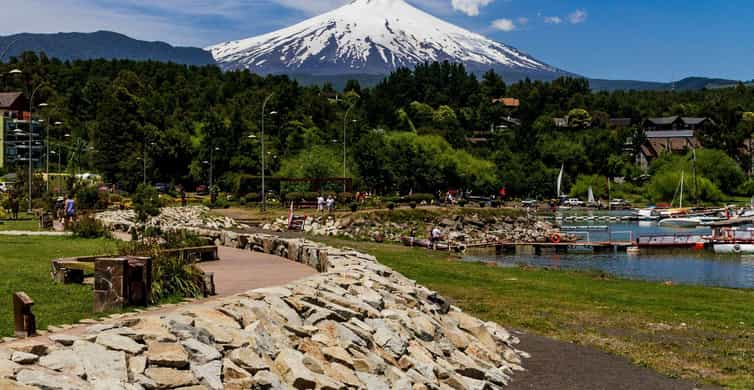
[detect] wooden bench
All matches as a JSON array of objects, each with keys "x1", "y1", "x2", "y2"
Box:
[{"x1": 14, "y1": 292, "x2": 36, "y2": 338}]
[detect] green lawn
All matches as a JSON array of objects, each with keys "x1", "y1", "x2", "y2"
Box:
[
  {"x1": 317, "y1": 238, "x2": 754, "y2": 389},
  {"x1": 0, "y1": 213, "x2": 43, "y2": 232},
  {"x1": 0, "y1": 236, "x2": 117, "y2": 336}
]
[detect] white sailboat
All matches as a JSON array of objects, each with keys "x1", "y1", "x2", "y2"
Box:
[
  {"x1": 658, "y1": 171, "x2": 702, "y2": 227},
  {"x1": 587, "y1": 185, "x2": 595, "y2": 205},
  {"x1": 556, "y1": 164, "x2": 564, "y2": 198}
]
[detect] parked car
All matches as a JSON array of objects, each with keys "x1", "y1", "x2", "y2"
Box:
[
  {"x1": 521, "y1": 199, "x2": 538, "y2": 208},
  {"x1": 563, "y1": 198, "x2": 584, "y2": 207},
  {"x1": 154, "y1": 183, "x2": 170, "y2": 194},
  {"x1": 609, "y1": 198, "x2": 631, "y2": 209}
]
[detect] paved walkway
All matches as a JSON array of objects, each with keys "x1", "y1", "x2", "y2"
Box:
[{"x1": 198, "y1": 246, "x2": 317, "y2": 296}]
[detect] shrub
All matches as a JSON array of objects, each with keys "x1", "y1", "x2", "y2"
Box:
[
  {"x1": 339, "y1": 192, "x2": 354, "y2": 202},
  {"x1": 409, "y1": 201, "x2": 417, "y2": 209},
  {"x1": 492, "y1": 200, "x2": 502, "y2": 208},
  {"x1": 303, "y1": 192, "x2": 320, "y2": 201},
  {"x1": 479, "y1": 201, "x2": 486, "y2": 208},
  {"x1": 386, "y1": 202, "x2": 395, "y2": 211},
  {"x1": 132, "y1": 184, "x2": 162, "y2": 223},
  {"x1": 403, "y1": 193, "x2": 434, "y2": 203},
  {"x1": 349, "y1": 202, "x2": 358, "y2": 212},
  {"x1": 239, "y1": 196, "x2": 247, "y2": 205},
  {"x1": 109, "y1": 194, "x2": 123, "y2": 204},
  {"x1": 458, "y1": 200, "x2": 467, "y2": 207},
  {"x1": 76, "y1": 186, "x2": 100, "y2": 210},
  {"x1": 285, "y1": 192, "x2": 303, "y2": 202},
  {"x1": 70, "y1": 215, "x2": 111, "y2": 239}
]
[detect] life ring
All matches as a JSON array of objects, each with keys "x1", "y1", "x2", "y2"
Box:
[
  {"x1": 550, "y1": 233, "x2": 562, "y2": 243},
  {"x1": 733, "y1": 244, "x2": 742, "y2": 253}
]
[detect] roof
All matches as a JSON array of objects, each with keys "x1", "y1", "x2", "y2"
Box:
[
  {"x1": 646, "y1": 116, "x2": 679, "y2": 125},
  {"x1": 645, "y1": 130, "x2": 695, "y2": 138},
  {"x1": 0, "y1": 92, "x2": 24, "y2": 109},
  {"x1": 681, "y1": 117, "x2": 708, "y2": 125},
  {"x1": 609, "y1": 118, "x2": 632, "y2": 127},
  {"x1": 492, "y1": 98, "x2": 520, "y2": 107}
]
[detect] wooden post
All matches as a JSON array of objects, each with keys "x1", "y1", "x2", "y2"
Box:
[
  {"x1": 13, "y1": 292, "x2": 36, "y2": 338},
  {"x1": 94, "y1": 257, "x2": 128, "y2": 312}
]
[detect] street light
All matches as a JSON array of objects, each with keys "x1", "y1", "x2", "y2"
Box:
[
  {"x1": 38, "y1": 103, "x2": 51, "y2": 192},
  {"x1": 260, "y1": 93, "x2": 275, "y2": 211},
  {"x1": 343, "y1": 98, "x2": 359, "y2": 192},
  {"x1": 209, "y1": 146, "x2": 220, "y2": 190}
]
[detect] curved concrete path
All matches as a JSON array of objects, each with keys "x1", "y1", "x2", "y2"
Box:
[
  {"x1": 4, "y1": 244, "x2": 316, "y2": 347},
  {"x1": 198, "y1": 246, "x2": 317, "y2": 296}
]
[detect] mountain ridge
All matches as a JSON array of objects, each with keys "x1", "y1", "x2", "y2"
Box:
[{"x1": 0, "y1": 31, "x2": 214, "y2": 65}]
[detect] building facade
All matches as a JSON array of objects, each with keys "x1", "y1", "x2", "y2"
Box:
[{"x1": 0, "y1": 92, "x2": 43, "y2": 170}]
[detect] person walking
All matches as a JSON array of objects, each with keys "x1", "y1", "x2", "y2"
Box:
[
  {"x1": 317, "y1": 194, "x2": 325, "y2": 213},
  {"x1": 430, "y1": 226, "x2": 442, "y2": 249},
  {"x1": 9, "y1": 193, "x2": 19, "y2": 220},
  {"x1": 326, "y1": 195, "x2": 335, "y2": 213},
  {"x1": 64, "y1": 194, "x2": 75, "y2": 225}
]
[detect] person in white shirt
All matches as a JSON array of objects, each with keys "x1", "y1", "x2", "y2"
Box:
[
  {"x1": 317, "y1": 195, "x2": 325, "y2": 213},
  {"x1": 326, "y1": 195, "x2": 335, "y2": 213},
  {"x1": 430, "y1": 227, "x2": 442, "y2": 249}
]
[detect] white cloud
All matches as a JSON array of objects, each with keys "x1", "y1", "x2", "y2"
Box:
[
  {"x1": 491, "y1": 18, "x2": 516, "y2": 32},
  {"x1": 451, "y1": 0, "x2": 494, "y2": 16},
  {"x1": 567, "y1": 9, "x2": 588, "y2": 24},
  {"x1": 544, "y1": 16, "x2": 562, "y2": 24}
]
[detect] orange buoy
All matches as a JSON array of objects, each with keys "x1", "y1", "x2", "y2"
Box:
[
  {"x1": 694, "y1": 242, "x2": 705, "y2": 250},
  {"x1": 550, "y1": 233, "x2": 562, "y2": 243}
]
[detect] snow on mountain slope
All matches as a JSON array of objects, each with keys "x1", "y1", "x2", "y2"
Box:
[{"x1": 207, "y1": 0, "x2": 569, "y2": 78}]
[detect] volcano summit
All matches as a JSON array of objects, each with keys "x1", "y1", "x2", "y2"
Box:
[{"x1": 207, "y1": 0, "x2": 570, "y2": 80}]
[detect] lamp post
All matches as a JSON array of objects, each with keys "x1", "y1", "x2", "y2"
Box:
[
  {"x1": 343, "y1": 99, "x2": 359, "y2": 192},
  {"x1": 210, "y1": 146, "x2": 219, "y2": 190},
  {"x1": 0, "y1": 37, "x2": 22, "y2": 62},
  {"x1": 142, "y1": 141, "x2": 155, "y2": 185},
  {"x1": 260, "y1": 92, "x2": 274, "y2": 212},
  {"x1": 26, "y1": 83, "x2": 47, "y2": 212},
  {"x1": 38, "y1": 103, "x2": 50, "y2": 192}
]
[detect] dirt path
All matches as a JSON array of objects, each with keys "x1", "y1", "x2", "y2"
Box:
[{"x1": 508, "y1": 332, "x2": 721, "y2": 390}]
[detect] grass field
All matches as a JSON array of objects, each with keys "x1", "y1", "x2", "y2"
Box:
[
  {"x1": 0, "y1": 213, "x2": 43, "y2": 232},
  {"x1": 317, "y1": 238, "x2": 754, "y2": 389},
  {"x1": 0, "y1": 236, "x2": 117, "y2": 336}
]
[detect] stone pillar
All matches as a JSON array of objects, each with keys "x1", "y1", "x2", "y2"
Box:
[
  {"x1": 94, "y1": 257, "x2": 128, "y2": 312},
  {"x1": 126, "y1": 256, "x2": 152, "y2": 307},
  {"x1": 13, "y1": 292, "x2": 36, "y2": 338}
]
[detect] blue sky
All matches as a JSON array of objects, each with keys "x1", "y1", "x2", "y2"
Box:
[{"x1": 2, "y1": 0, "x2": 753, "y2": 82}]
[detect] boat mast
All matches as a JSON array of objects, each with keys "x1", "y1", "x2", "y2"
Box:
[{"x1": 680, "y1": 171, "x2": 684, "y2": 209}]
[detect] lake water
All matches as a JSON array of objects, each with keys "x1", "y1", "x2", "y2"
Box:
[{"x1": 463, "y1": 211, "x2": 754, "y2": 289}]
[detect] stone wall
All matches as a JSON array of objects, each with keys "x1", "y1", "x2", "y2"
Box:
[{"x1": 0, "y1": 229, "x2": 527, "y2": 389}]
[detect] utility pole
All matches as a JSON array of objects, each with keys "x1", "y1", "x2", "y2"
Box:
[{"x1": 343, "y1": 98, "x2": 359, "y2": 192}]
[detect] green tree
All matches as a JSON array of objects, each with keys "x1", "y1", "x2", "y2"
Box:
[
  {"x1": 132, "y1": 184, "x2": 161, "y2": 223},
  {"x1": 567, "y1": 108, "x2": 592, "y2": 129}
]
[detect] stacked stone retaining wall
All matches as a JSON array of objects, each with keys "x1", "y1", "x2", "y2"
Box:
[{"x1": 0, "y1": 223, "x2": 527, "y2": 389}]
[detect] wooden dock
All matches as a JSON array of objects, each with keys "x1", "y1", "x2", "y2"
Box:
[{"x1": 454, "y1": 240, "x2": 635, "y2": 255}]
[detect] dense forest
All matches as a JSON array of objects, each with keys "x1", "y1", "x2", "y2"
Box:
[{"x1": 2, "y1": 52, "x2": 754, "y2": 201}]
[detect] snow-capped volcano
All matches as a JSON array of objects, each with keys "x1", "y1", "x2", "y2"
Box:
[{"x1": 207, "y1": 0, "x2": 569, "y2": 79}]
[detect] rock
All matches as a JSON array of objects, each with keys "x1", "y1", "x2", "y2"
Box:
[
  {"x1": 11, "y1": 352, "x2": 38, "y2": 365},
  {"x1": 251, "y1": 370, "x2": 283, "y2": 389},
  {"x1": 273, "y1": 348, "x2": 316, "y2": 389},
  {"x1": 9, "y1": 340, "x2": 49, "y2": 356},
  {"x1": 147, "y1": 342, "x2": 190, "y2": 368},
  {"x1": 181, "y1": 339, "x2": 222, "y2": 364},
  {"x1": 222, "y1": 358, "x2": 253, "y2": 388},
  {"x1": 73, "y1": 340, "x2": 128, "y2": 384},
  {"x1": 192, "y1": 360, "x2": 222, "y2": 390},
  {"x1": 96, "y1": 333, "x2": 146, "y2": 355},
  {"x1": 16, "y1": 368, "x2": 92, "y2": 389},
  {"x1": 323, "y1": 362, "x2": 363, "y2": 388},
  {"x1": 145, "y1": 367, "x2": 198, "y2": 388},
  {"x1": 38, "y1": 350, "x2": 85, "y2": 377},
  {"x1": 355, "y1": 372, "x2": 390, "y2": 390},
  {"x1": 0, "y1": 358, "x2": 22, "y2": 378},
  {"x1": 229, "y1": 347, "x2": 269, "y2": 374},
  {"x1": 0, "y1": 378, "x2": 37, "y2": 389},
  {"x1": 321, "y1": 346, "x2": 353, "y2": 368},
  {"x1": 48, "y1": 334, "x2": 79, "y2": 347},
  {"x1": 128, "y1": 356, "x2": 147, "y2": 377}
]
